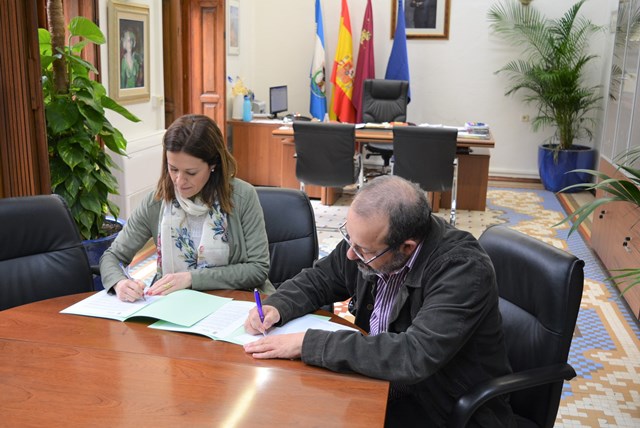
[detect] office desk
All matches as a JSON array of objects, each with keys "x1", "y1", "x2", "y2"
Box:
[
  {"x1": 228, "y1": 120, "x2": 336, "y2": 204},
  {"x1": 272, "y1": 126, "x2": 494, "y2": 210},
  {"x1": 0, "y1": 291, "x2": 388, "y2": 426}
]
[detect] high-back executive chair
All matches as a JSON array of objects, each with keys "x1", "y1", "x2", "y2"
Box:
[
  {"x1": 0, "y1": 194, "x2": 93, "y2": 311},
  {"x1": 392, "y1": 126, "x2": 459, "y2": 226},
  {"x1": 360, "y1": 79, "x2": 409, "y2": 171},
  {"x1": 449, "y1": 226, "x2": 584, "y2": 428},
  {"x1": 293, "y1": 121, "x2": 360, "y2": 190},
  {"x1": 255, "y1": 187, "x2": 319, "y2": 287}
]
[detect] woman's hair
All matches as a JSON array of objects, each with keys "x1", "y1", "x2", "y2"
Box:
[{"x1": 155, "y1": 114, "x2": 237, "y2": 213}]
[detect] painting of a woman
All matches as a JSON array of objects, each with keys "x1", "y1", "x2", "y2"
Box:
[{"x1": 120, "y1": 21, "x2": 144, "y2": 88}]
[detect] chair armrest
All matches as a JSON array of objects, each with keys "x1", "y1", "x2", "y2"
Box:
[
  {"x1": 449, "y1": 363, "x2": 576, "y2": 428},
  {"x1": 90, "y1": 265, "x2": 101, "y2": 276}
]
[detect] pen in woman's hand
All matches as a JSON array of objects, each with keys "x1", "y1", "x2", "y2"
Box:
[{"x1": 119, "y1": 262, "x2": 146, "y2": 301}]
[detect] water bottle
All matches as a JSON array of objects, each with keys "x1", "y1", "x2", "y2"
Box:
[{"x1": 242, "y1": 96, "x2": 253, "y2": 121}]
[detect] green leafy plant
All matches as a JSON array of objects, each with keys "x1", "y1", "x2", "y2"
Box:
[
  {"x1": 558, "y1": 147, "x2": 640, "y2": 293},
  {"x1": 487, "y1": 0, "x2": 603, "y2": 151},
  {"x1": 39, "y1": 16, "x2": 140, "y2": 240}
]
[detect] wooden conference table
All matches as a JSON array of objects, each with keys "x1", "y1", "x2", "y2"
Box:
[
  {"x1": 271, "y1": 125, "x2": 495, "y2": 209},
  {"x1": 0, "y1": 290, "x2": 389, "y2": 426}
]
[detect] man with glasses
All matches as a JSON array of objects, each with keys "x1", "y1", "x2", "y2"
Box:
[{"x1": 244, "y1": 175, "x2": 514, "y2": 427}]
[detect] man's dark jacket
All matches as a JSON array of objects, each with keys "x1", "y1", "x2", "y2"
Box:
[{"x1": 266, "y1": 215, "x2": 515, "y2": 427}]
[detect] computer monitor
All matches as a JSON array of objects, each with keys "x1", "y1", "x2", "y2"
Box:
[{"x1": 269, "y1": 85, "x2": 288, "y2": 119}]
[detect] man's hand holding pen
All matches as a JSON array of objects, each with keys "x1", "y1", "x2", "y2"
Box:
[
  {"x1": 243, "y1": 296, "x2": 305, "y2": 360},
  {"x1": 244, "y1": 303, "x2": 280, "y2": 336}
]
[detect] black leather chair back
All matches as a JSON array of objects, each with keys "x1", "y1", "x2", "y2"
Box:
[
  {"x1": 479, "y1": 226, "x2": 584, "y2": 427},
  {"x1": 293, "y1": 122, "x2": 357, "y2": 188},
  {"x1": 361, "y1": 79, "x2": 409, "y2": 123},
  {"x1": 0, "y1": 194, "x2": 93, "y2": 310},
  {"x1": 393, "y1": 126, "x2": 458, "y2": 192},
  {"x1": 255, "y1": 187, "x2": 319, "y2": 287}
]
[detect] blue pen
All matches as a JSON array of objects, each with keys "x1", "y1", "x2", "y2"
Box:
[
  {"x1": 253, "y1": 288, "x2": 266, "y2": 336},
  {"x1": 119, "y1": 261, "x2": 146, "y2": 301}
]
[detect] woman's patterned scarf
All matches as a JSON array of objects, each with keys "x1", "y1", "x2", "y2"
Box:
[{"x1": 157, "y1": 193, "x2": 229, "y2": 275}]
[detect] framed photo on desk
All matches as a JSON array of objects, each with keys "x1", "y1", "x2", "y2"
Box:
[{"x1": 392, "y1": 0, "x2": 451, "y2": 40}]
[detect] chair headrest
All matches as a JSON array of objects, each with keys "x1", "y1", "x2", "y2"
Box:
[{"x1": 365, "y1": 79, "x2": 409, "y2": 100}]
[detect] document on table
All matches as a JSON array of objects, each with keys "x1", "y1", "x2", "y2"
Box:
[
  {"x1": 60, "y1": 289, "x2": 232, "y2": 327},
  {"x1": 149, "y1": 300, "x2": 359, "y2": 345},
  {"x1": 149, "y1": 300, "x2": 255, "y2": 339},
  {"x1": 224, "y1": 313, "x2": 359, "y2": 345}
]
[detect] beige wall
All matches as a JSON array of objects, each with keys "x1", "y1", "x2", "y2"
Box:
[
  {"x1": 99, "y1": 0, "x2": 618, "y2": 219},
  {"x1": 229, "y1": 0, "x2": 616, "y2": 179}
]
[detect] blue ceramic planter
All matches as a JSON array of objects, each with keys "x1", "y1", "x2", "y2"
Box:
[
  {"x1": 82, "y1": 217, "x2": 125, "y2": 291},
  {"x1": 538, "y1": 144, "x2": 596, "y2": 193}
]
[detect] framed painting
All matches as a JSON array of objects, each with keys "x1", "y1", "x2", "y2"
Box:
[
  {"x1": 108, "y1": 1, "x2": 150, "y2": 104},
  {"x1": 227, "y1": 0, "x2": 240, "y2": 55},
  {"x1": 392, "y1": 0, "x2": 451, "y2": 40}
]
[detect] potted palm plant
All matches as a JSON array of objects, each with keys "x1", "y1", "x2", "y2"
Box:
[
  {"x1": 558, "y1": 147, "x2": 640, "y2": 293},
  {"x1": 488, "y1": 0, "x2": 604, "y2": 192},
  {"x1": 40, "y1": 9, "x2": 140, "y2": 287}
]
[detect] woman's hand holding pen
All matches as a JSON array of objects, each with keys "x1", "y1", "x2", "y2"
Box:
[
  {"x1": 115, "y1": 261, "x2": 146, "y2": 302},
  {"x1": 114, "y1": 278, "x2": 146, "y2": 302},
  {"x1": 146, "y1": 272, "x2": 192, "y2": 296}
]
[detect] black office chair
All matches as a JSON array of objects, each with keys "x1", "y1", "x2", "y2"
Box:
[
  {"x1": 255, "y1": 187, "x2": 319, "y2": 287},
  {"x1": 0, "y1": 194, "x2": 94, "y2": 310},
  {"x1": 293, "y1": 121, "x2": 360, "y2": 190},
  {"x1": 392, "y1": 126, "x2": 459, "y2": 226},
  {"x1": 449, "y1": 226, "x2": 584, "y2": 428},
  {"x1": 361, "y1": 79, "x2": 409, "y2": 171}
]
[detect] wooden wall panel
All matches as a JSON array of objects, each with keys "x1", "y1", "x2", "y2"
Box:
[{"x1": 0, "y1": 0, "x2": 49, "y2": 197}]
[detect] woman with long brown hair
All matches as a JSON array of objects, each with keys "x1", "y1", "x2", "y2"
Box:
[{"x1": 100, "y1": 114, "x2": 274, "y2": 302}]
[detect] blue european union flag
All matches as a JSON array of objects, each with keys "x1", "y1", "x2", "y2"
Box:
[{"x1": 385, "y1": 0, "x2": 411, "y2": 101}]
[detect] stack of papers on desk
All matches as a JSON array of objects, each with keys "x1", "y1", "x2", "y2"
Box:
[
  {"x1": 61, "y1": 290, "x2": 357, "y2": 345},
  {"x1": 457, "y1": 130, "x2": 491, "y2": 140}
]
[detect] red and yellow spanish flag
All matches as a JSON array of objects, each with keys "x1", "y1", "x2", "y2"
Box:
[{"x1": 329, "y1": 0, "x2": 356, "y2": 123}]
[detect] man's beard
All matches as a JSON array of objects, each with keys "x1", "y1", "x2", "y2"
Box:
[{"x1": 356, "y1": 249, "x2": 409, "y2": 277}]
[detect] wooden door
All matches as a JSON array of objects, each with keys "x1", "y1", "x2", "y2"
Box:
[
  {"x1": 162, "y1": 0, "x2": 187, "y2": 127},
  {"x1": 163, "y1": 0, "x2": 226, "y2": 134}
]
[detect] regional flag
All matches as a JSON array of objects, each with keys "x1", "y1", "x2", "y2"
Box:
[
  {"x1": 329, "y1": 0, "x2": 356, "y2": 123},
  {"x1": 353, "y1": 0, "x2": 375, "y2": 123},
  {"x1": 310, "y1": 0, "x2": 327, "y2": 120},
  {"x1": 386, "y1": 0, "x2": 411, "y2": 101}
]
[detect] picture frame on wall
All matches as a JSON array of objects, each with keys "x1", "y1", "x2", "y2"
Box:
[
  {"x1": 227, "y1": 0, "x2": 240, "y2": 55},
  {"x1": 392, "y1": 0, "x2": 451, "y2": 40},
  {"x1": 108, "y1": 1, "x2": 150, "y2": 104}
]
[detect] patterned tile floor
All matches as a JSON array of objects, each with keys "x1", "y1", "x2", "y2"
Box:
[{"x1": 129, "y1": 186, "x2": 640, "y2": 426}]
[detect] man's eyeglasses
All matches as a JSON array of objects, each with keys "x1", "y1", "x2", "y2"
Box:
[{"x1": 339, "y1": 221, "x2": 391, "y2": 265}]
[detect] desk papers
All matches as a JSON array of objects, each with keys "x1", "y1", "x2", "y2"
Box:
[
  {"x1": 150, "y1": 305, "x2": 358, "y2": 345},
  {"x1": 60, "y1": 289, "x2": 231, "y2": 326},
  {"x1": 61, "y1": 290, "x2": 358, "y2": 345}
]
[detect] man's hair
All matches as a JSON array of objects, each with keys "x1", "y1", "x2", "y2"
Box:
[
  {"x1": 155, "y1": 114, "x2": 237, "y2": 213},
  {"x1": 351, "y1": 175, "x2": 432, "y2": 248}
]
